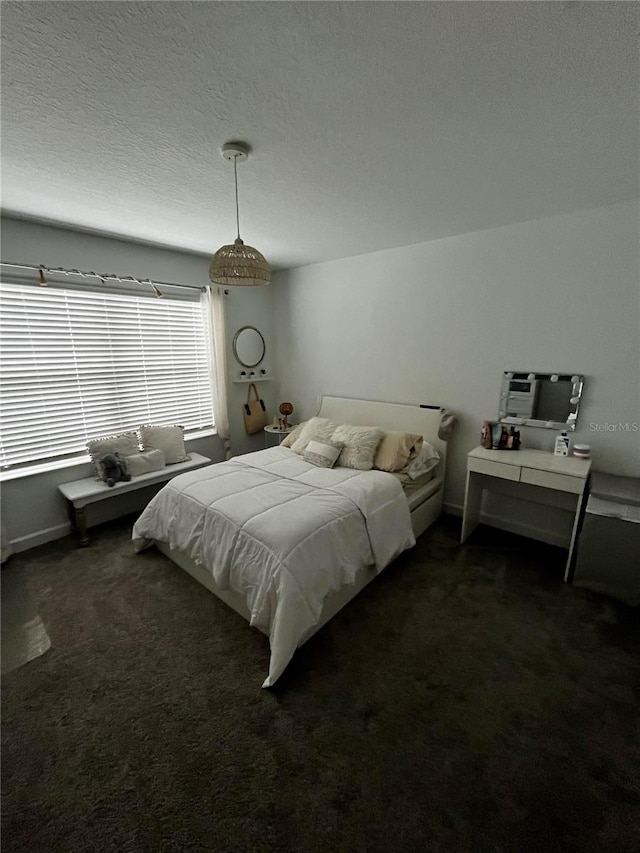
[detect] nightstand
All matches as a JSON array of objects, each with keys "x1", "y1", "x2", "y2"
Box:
[
  {"x1": 461, "y1": 446, "x2": 591, "y2": 580},
  {"x1": 264, "y1": 424, "x2": 296, "y2": 447}
]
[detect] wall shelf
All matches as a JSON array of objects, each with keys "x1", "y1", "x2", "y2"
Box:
[{"x1": 232, "y1": 376, "x2": 274, "y2": 384}]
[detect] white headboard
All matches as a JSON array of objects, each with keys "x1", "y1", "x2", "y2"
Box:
[{"x1": 316, "y1": 396, "x2": 447, "y2": 472}]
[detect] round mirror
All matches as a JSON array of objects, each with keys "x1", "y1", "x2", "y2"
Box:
[{"x1": 233, "y1": 326, "x2": 265, "y2": 368}]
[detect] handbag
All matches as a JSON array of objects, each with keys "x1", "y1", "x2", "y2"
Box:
[{"x1": 242, "y1": 383, "x2": 268, "y2": 435}]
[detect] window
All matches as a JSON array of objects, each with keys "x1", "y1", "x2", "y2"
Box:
[{"x1": 0, "y1": 280, "x2": 214, "y2": 471}]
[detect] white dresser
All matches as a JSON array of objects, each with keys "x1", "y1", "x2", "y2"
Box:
[{"x1": 461, "y1": 446, "x2": 591, "y2": 579}]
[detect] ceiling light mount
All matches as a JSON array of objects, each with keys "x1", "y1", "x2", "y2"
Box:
[
  {"x1": 209, "y1": 140, "x2": 271, "y2": 288},
  {"x1": 220, "y1": 141, "x2": 249, "y2": 163}
]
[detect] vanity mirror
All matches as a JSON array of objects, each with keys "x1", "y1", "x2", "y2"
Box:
[
  {"x1": 233, "y1": 326, "x2": 265, "y2": 368},
  {"x1": 498, "y1": 372, "x2": 584, "y2": 431}
]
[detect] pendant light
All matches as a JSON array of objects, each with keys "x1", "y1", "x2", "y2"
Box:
[{"x1": 209, "y1": 141, "x2": 271, "y2": 287}]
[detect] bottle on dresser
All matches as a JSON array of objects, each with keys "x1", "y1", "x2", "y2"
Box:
[{"x1": 554, "y1": 431, "x2": 570, "y2": 456}]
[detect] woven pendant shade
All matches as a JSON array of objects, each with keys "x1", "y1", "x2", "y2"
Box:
[
  {"x1": 209, "y1": 142, "x2": 271, "y2": 287},
  {"x1": 209, "y1": 238, "x2": 271, "y2": 287}
]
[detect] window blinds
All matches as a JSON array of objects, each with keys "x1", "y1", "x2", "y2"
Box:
[{"x1": 0, "y1": 281, "x2": 214, "y2": 469}]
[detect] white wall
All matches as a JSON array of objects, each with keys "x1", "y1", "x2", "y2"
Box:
[
  {"x1": 0, "y1": 217, "x2": 276, "y2": 551},
  {"x1": 272, "y1": 201, "x2": 640, "y2": 538},
  {"x1": 3, "y1": 203, "x2": 638, "y2": 552}
]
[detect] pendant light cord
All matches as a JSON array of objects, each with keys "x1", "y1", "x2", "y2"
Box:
[{"x1": 234, "y1": 155, "x2": 241, "y2": 241}]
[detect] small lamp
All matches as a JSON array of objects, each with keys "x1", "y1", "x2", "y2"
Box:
[{"x1": 279, "y1": 402, "x2": 293, "y2": 430}]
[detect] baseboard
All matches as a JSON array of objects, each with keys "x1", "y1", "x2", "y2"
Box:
[
  {"x1": 443, "y1": 501, "x2": 567, "y2": 548},
  {"x1": 9, "y1": 523, "x2": 71, "y2": 554},
  {"x1": 4, "y1": 506, "x2": 566, "y2": 555},
  {"x1": 443, "y1": 501, "x2": 463, "y2": 517},
  {"x1": 476, "y1": 512, "x2": 568, "y2": 549}
]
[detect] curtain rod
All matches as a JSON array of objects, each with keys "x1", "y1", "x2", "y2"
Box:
[{"x1": 0, "y1": 261, "x2": 206, "y2": 294}]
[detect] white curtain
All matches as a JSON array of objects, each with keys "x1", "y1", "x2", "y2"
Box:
[{"x1": 201, "y1": 286, "x2": 231, "y2": 458}]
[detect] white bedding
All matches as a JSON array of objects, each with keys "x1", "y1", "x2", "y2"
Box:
[{"x1": 132, "y1": 447, "x2": 415, "y2": 686}]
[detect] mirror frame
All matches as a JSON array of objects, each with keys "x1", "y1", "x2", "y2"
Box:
[
  {"x1": 498, "y1": 371, "x2": 585, "y2": 431},
  {"x1": 232, "y1": 326, "x2": 266, "y2": 368}
]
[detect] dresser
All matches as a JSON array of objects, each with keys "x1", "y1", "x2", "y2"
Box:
[{"x1": 461, "y1": 447, "x2": 591, "y2": 579}]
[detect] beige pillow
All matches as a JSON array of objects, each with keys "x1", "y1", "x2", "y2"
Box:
[
  {"x1": 290, "y1": 417, "x2": 339, "y2": 454},
  {"x1": 301, "y1": 437, "x2": 344, "y2": 469},
  {"x1": 124, "y1": 449, "x2": 166, "y2": 477},
  {"x1": 87, "y1": 431, "x2": 140, "y2": 478},
  {"x1": 281, "y1": 421, "x2": 305, "y2": 448},
  {"x1": 374, "y1": 432, "x2": 424, "y2": 472},
  {"x1": 138, "y1": 424, "x2": 188, "y2": 465},
  {"x1": 333, "y1": 423, "x2": 384, "y2": 470}
]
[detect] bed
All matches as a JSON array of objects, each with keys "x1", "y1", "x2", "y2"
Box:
[{"x1": 132, "y1": 396, "x2": 450, "y2": 686}]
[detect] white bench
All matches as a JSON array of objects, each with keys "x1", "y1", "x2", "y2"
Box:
[{"x1": 58, "y1": 452, "x2": 212, "y2": 546}]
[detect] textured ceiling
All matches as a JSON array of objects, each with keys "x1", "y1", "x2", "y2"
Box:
[{"x1": 1, "y1": 1, "x2": 638, "y2": 269}]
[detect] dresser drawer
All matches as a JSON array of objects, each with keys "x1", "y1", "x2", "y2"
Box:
[
  {"x1": 469, "y1": 457, "x2": 521, "y2": 482},
  {"x1": 520, "y1": 467, "x2": 584, "y2": 494}
]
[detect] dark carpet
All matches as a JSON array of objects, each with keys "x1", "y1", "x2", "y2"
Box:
[{"x1": 2, "y1": 515, "x2": 639, "y2": 853}]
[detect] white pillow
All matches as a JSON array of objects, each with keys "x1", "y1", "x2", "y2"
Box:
[
  {"x1": 401, "y1": 442, "x2": 440, "y2": 480},
  {"x1": 124, "y1": 449, "x2": 166, "y2": 477},
  {"x1": 301, "y1": 437, "x2": 344, "y2": 469},
  {"x1": 281, "y1": 421, "x2": 305, "y2": 448},
  {"x1": 138, "y1": 424, "x2": 188, "y2": 465},
  {"x1": 333, "y1": 423, "x2": 384, "y2": 471},
  {"x1": 391, "y1": 469, "x2": 435, "y2": 487},
  {"x1": 87, "y1": 431, "x2": 140, "y2": 478},
  {"x1": 290, "y1": 417, "x2": 339, "y2": 454}
]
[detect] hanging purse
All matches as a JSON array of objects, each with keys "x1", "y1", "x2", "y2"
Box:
[{"x1": 242, "y1": 383, "x2": 268, "y2": 435}]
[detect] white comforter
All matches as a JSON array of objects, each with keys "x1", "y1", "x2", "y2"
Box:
[{"x1": 132, "y1": 447, "x2": 415, "y2": 686}]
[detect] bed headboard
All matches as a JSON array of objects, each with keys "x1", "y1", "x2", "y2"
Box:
[{"x1": 316, "y1": 396, "x2": 448, "y2": 472}]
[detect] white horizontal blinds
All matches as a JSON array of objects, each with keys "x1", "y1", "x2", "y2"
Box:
[{"x1": 0, "y1": 282, "x2": 214, "y2": 469}]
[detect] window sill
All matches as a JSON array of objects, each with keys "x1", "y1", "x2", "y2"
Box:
[{"x1": 0, "y1": 429, "x2": 218, "y2": 483}]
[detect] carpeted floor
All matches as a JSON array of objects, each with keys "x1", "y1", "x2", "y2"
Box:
[{"x1": 1, "y1": 515, "x2": 639, "y2": 853}]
